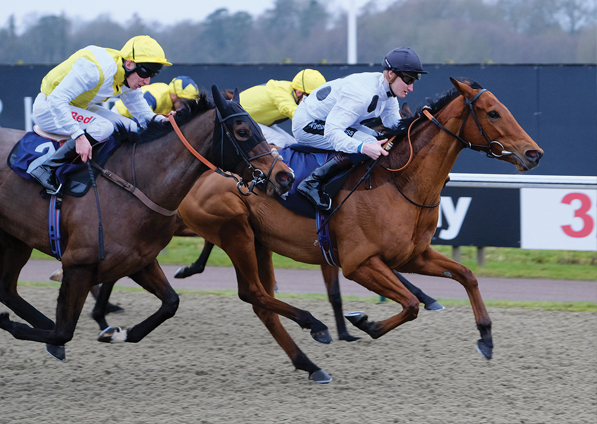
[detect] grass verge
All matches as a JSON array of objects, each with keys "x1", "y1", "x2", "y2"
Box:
[
  {"x1": 29, "y1": 237, "x2": 596, "y2": 280},
  {"x1": 17, "y1": 280, "x2": 597, "y2": 313}
]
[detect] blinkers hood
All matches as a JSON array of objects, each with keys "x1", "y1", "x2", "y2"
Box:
[{"x1": 211, "y1": 85, "x2": 266, "y2": 171}]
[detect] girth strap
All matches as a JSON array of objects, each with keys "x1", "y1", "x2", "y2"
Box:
[{"x1": 89, "y1": 160, "x2": 178, "y2": 217}]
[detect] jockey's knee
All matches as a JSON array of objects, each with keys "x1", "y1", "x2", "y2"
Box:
[{"x1": 85, "y1": 119, "x2": 114, "y2": 142}]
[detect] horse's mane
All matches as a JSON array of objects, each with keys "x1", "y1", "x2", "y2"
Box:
[
  {"x1": 114, "y1": 90, "x2": 214, "y2": 145},
  {"x1": 384, "y1": 78, "x2": 484, "y2": 139}
]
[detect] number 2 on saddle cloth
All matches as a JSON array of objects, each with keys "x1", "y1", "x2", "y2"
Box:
[{"x1": 8, "y1": 131, "x2": 120, "y2": 258}]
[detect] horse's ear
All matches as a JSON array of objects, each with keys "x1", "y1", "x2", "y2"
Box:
[
  {"x1": 212, "y1": 85, "x2": 227, "y2": 112},
  {"x1": 450, "y1": 77, "x2": 476, "y2": 100},
  {"x1": 232, "y1": 87, "x2": 240, "y2": 104}
]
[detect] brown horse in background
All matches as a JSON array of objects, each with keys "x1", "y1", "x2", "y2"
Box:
[
  {"x1": 0, "y1": 87, "x2": 294, "y2": 361},
  {"x1": 95, "y1": 78, "x2": 543, "y2": 383}
]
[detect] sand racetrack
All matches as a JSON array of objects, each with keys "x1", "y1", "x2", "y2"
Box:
[{"x1": 1, "y1": 286, "x2": 596, "y2": 424}]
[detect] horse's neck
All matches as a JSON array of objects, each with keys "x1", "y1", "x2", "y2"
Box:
[
  {"x1": 393, "y1": 101, "x2": 466, "y2": 196},
  {"x1": 127, "y1": 111, "x2": 215, "y2": 210}
]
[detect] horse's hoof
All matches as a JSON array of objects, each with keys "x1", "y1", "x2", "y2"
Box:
[
  {"x1": 311, "y1": 329, "x2": 332, "y2": 344},
  {"x1": 424, "y1": 301, "x2": 445, "y2": 311},
  {"x1": 98, "y1": 326, "x2": 127, "y2": 343},
  {"x1": 46, "y1": 344, "x2": 66, "y2": 362},
  {"x1": 49, "y1": 269, "x2": 63, "y2": 282},
  {"x1": 344, "y1": 311, "x2": 367, "y2": 326},
  {"x1": 476, "y1": 339, "x2": 493, "y2": 360},
  {"x1": 309, "y1": 369, "x2": 332, "y2": 384},
  {"x1": 173, "y1": 267, "x2": 189, "y2": 279}
]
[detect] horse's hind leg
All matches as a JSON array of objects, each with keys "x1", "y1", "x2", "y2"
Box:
[
  {"x1": 252, "y1": 247, "x2": 331, "y2": 383},
  {"x1": 320, "y1": 264, "x2": 359, "y2": 341},
  {"x1": 343, "y1": 256, "x2": 420, "y2": 339},
  {"x1": 98, "y1": 259, "x2": 179, "y2": 344},
  {"x1": 393, "y1": 271, "x2": 444, "y2": 311},
  {"x1": 0, "y1": 229, "x2": 54, "y2": 331},
  {"x1": 174, "y1": 240, "x2": 214, "y2": 278}
]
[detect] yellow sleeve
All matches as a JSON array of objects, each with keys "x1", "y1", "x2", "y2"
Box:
[
  {"x1": 265, "y1": 80, "x2": 298, "y2": 120},
  {"x1": 114, "y1": 98, "x2": 133, "y2": 118}
]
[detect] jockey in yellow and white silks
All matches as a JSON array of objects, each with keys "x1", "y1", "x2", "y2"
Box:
[
  {"x1": 239, "y1": 69, "x2": 326, "y2": 148},
  {"x1": 113, "y1": 76, "x2": 199, "y2": 119},
  {"x1": 293, "y1": 47, "x2": 428, "y2": 211},
  {"x1": 30, "y1": 35, "x2": 171, "y2": 193}
]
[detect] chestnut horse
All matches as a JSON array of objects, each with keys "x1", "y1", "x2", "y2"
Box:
[
  {"x1": 0, "y1": 87, "x2": 294, "y2": 361},
  {"x1": 96, "y1": 78, "x2": 543, "y2": 382}
]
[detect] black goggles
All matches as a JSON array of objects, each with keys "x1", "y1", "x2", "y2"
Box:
[
  {"x1": 134, "y1": 63, "x2": 162, "y2": 79},
  {"x1": 397, "y1": 72, "x2": 420, "y2": 86}
]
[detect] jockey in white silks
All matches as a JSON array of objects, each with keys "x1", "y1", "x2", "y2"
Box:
[{"x1": 292, "y1": 47, "x2": 428, "y2": 211}]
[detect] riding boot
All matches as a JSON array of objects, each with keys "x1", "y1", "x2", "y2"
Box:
[
  {"x1": 30, "y1": 137, "x2": 78, "y2": 193},
  {"x1": 297, "y1": 152, "x2": 352, "y2": 211}
]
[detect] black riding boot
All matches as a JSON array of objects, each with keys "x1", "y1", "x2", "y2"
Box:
[
  {"x1": 30, "y1": 137, "x2": 78, "y2": 193},
  {"x1": 297, "y1": 153, "x2": 352, "y2": 211}
]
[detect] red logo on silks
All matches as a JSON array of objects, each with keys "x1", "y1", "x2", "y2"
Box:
[{"x1": 71, "y1": 111, "x2": 95, "y2": 124}]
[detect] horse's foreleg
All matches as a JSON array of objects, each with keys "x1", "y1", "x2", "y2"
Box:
[
  {"x1": 393, "y1": 271, "x2": 444, "y2": 311},
  {"x1": 227, "y1": 232, "x2": 331, "y2": 344},
  {"x1": 401, "y1": 247, "x2": 493, "y2": 359},
  {"x1": 99, "y1": 259, "x2": 179, "y2": 344},
  {"x1": 320, "y1": 264, "x2": 359, "y2": 341},
  {"x1": 0, "y1": 231, "x2": 55, "y2": 331},
  {"x1": 174, "y1": 240, "x2": 214, "y2": 278},
  {"x1": 1, "y1": 264, "x2": 95, "y2": 361},
  {"x1": 343, "y1": 256, "x2": 420, "y2": 339},
  {"x1": 251, "y1": 256, "x2": 331, "y2": 383}
]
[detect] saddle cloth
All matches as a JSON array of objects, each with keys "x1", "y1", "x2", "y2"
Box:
[
  {"x1": 275, "y1": 144, "x2": 351, "y2": 219},
  {"x1": 8, "y1": 131, "x2": 121, "y2": 197}
]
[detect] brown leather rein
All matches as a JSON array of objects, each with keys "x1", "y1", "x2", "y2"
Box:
[{"x1": 91, "y1": 115, "x2": 218, "y2": 217}]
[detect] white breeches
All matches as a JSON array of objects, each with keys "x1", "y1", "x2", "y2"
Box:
[
  {"x1": 32, "y1": 93, "x2": 138, "y2": 142},
  {"x1": 259, "y1": 123, "x2": 296, "y2": 148}
]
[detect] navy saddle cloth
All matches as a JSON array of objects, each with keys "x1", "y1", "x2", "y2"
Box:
[
  {"x1": 275, "y1": 144, "x2": 350, "y2": 219},
  {"x1": 8, "y1": 132, "x2": 121, "y2": 197}
]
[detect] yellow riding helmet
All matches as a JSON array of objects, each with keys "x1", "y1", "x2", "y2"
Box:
[
  {"x1": 120, "y1": 35, "x2": 172, "y2": 66},
  {"x1": 169, "y1": 76, "x2": 200, "y2": 100},
  {"x1": 291, "y1": 69, "x2": 326, "y2": 94}
]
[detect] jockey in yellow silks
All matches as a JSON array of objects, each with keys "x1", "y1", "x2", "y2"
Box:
[
  {"x1": 113, "y1": 76, "x2": 199, "y2": 119},
  {"x1": 239, "y1": 69, "x2": 326, "y2": 148},
  {"x1": 30, "y1": 35, "x2": 171, "y2": 193}
]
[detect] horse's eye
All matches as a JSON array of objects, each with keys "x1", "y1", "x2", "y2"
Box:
[
  {"x1": 488, "y1": 110, "x2": 500, "y2": 119},
  {"x1": 237, "y1": 129, "x2": 250, "y2": 138}
]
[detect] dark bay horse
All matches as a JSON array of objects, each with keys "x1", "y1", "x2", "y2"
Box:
[
  {"x1": 95, "y1": 78, "x2": 543, "y2": 382},
  {"x1": 0, "y1": 87, "x2": 294, "y2": 361}
]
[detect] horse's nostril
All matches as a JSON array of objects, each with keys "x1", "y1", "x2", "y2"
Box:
[{"x1": 526, "y1": 150, "x2": 543, "y2": 161}]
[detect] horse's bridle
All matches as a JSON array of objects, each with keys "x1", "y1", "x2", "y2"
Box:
[
  {"x1": 423, "y1": 88, "x2": 513, "y2": 158},
  {"x1": 381, "y1": 88, "x2": 513, "y2": 209},
  {"x1": 215, "y1": 108, "x2": 280, "y2": 196}
]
